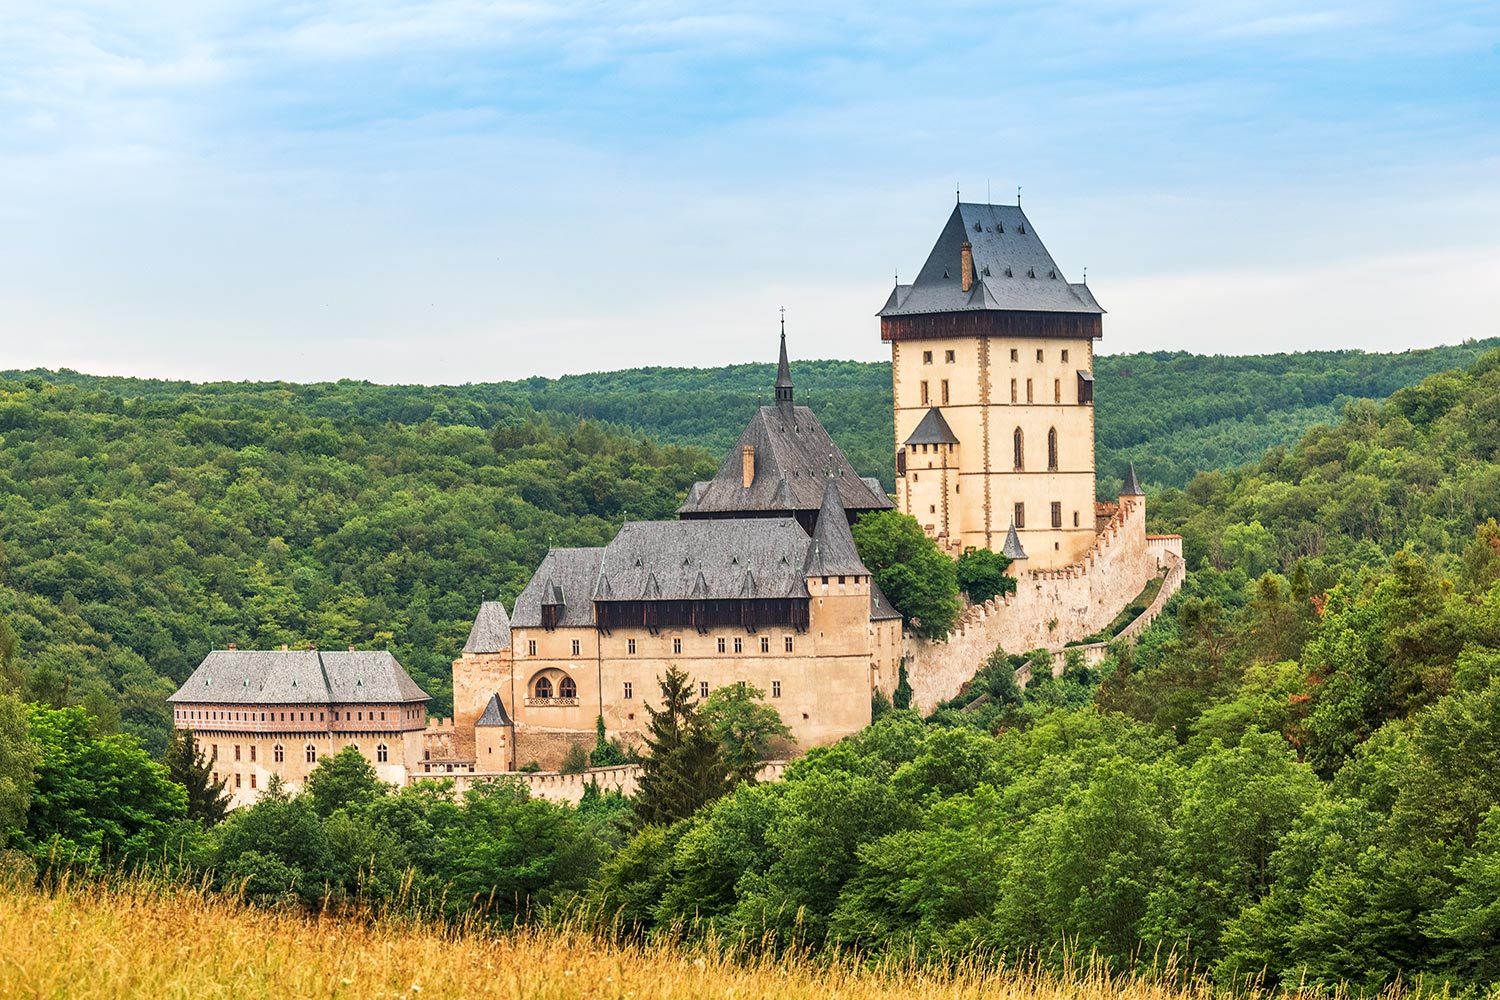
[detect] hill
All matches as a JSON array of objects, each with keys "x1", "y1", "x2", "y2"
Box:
[{"x1": 9, "y1": 337, "x2": 1497, "y2": 494}]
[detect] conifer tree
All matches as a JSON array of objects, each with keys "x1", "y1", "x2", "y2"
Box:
[
  {"x1": 632, "y1": 667, "x2": 728, "y2": 828},
  {"x1": 165, "y1": 727, "x2": 230, "y2": 828}
]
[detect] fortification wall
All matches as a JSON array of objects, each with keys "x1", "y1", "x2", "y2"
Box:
[
  {"x1": 903, "y1": 498, "x2": 1163, "y2": 713},
  {"x1": 422, "y1": 760, "x2": 791, "y2": 805}
]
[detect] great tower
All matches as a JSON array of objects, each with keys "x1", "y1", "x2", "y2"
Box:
[{"x1": 881, "y1": 202, "x2": 1102, "y2": 569}]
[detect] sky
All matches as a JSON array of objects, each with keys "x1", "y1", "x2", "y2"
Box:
[{"x1": 1, "y1": 1, "x2": 1497, "y2": 383}]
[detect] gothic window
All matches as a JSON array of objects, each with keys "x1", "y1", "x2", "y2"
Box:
[
  {"x1": 534, "y1": 676, "x2": 554, "y2": 699},
  {"x1": 559, "y1": 677, "x2": 577, "y2": 699},
  {"x1": 1048, "y1": 427, "x2": 1058, "y2": 471},
  {"x1": 305, "y1": 744, "x2": 317, "y2": 764},
  {"x1": 1013, "y1": 427, "x2": 1024, "y2": 471},
  {"x1": 273, "y1": 743, "x2": 284, "y2": 763},
  {"x1": 376, "y1": 744, "x2": 388, "y2": 763}
]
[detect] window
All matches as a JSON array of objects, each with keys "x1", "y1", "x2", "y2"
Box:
[
  {"x1": 941, "y1": 380, "x2": 949, "y2": 404},
  {"x1": 699, "y1": 681, "x2": 710, "y2": 699},
  {"x1": 357, "y1": 711, "x2": 363, "y2": 721},
  {"x1": 1054, "y1": 379, "x2": 1061, "y2": 403},
  {"x1": 624, "y1": 682, "x2": 633, "y2": 699},
  {"x1": 559, "y1": 677, "x2": 577, "y2": 698},
  {"x1": 1026, "y1": 378, "x2": 1034, "y2": 403},
  {"x1": 380, "y1": 711, "x2": 385, "y2": 721},
  {"x1": 234, "y1": 745, "x2": 241, "y2": 762},
  {"x1": 717, "y1": 637, "x2": 727, "y2": 653},
  {"x1": 1010, "y1": 348, "x2": 1018, "y2": 362},
  {"x1": 273, "y1": 744, "x2": 284, "y2": 763},
  {"x1": 1010, "y1": 379, "x2": 1017, "y2": 403},
  {"x1": 945, "y1": 350, "x2": 955, "y2": 363},
  {"x1": 1048, "y1": 427, "x2": 1058, "y2": 470},
  {"x1": 673, "y1": 638, "x2": 682, "y2": 654},
  {"x1": 772, "y1": 680, "x2": 781, "y2": 698},
  {"x1": 627, "y1": 638, "x2": 637, "y2": 655},
  {"x1": 305, "y1": 745, "x2": 317, "y2": 764},
  {"x1": 1051, "y1": 502, "x2": 1063, "y2": 528},
  {"x1": 211, "y1": 744, "x2": 218, "y2": 761},
  {"x1": 733, "y1": 637, "x2": 743, "y2": 653},
  {"x1": 235, "y1": 773, "x2": 242, "y2": 788},
  {"x1": 250, "y1": 774, "x2": 257, "y2": 790},
  {"x1": 249, "y1": 746, "x2": 256, "y2": 763},
  {"x1": 785, "y1": 636, "x2": 794, "y2": 653},
  {"x1": 1074, "y1": 510, "x2": 1081, "y2": 527},
  {"x1": 922, "y1": 350, "x2": 932, "y2": 364},
  {"x1": 1061, "y1": 349, "x2": 1069, "y2": 362},
  {"x1": 920, "y1": 381, "x2": 929, "y2": 405},
  {"x1": 571, "y1": 639, "x2": 581, "y2": 657},
  {"x1": 1014, "y1": 503, "x2": 1026, "y2": 529},
  {"x1": 527, "y1": 639, "x2": 537, "y2": 656},
  {"x1": 930, "y1": 505, "x2": 936, "y2": 514},
  {"x1": 534, "y1": 676, "x2": 554, "y2": 698},
  {"x1": 1013, "y1": 427, "x2": 1024, "y2": 470},
  {"x1": 377, "y1": 743, "x2": 388, "y2": 762},
  {"x1": 760, "y1": 636, "x2": 770, "y2": 653}
]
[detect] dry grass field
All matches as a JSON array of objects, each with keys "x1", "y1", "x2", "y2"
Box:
[{"x1": 0, "y1": 879, "x2": 1376, "y2": 1000}]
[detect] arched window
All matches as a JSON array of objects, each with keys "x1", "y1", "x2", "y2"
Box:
[
  {"x1": 559, "y1": 676, "x2": 577, "y2": 699},
  {"x1": 534, "y1": 676, "x2": 553, "y2": 699},
  {"x1": 1048, "y1": 427, "x2": 1058, "y2": 471},
  {"x1": 305, "y1": 744, "x2": 317, "y2": 764},
  {"x1": 273, "y1": 743, "x2": 284, "y2": 763},
  {"x1": 1013, "y1": 427, "x2": 1024, "y2": 471},
  {"x1": 376, "y1": 743, "x2": 389, "y2": 763}
]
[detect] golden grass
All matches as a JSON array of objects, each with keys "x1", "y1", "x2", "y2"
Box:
[{"x1": 0, "y1": 878, "x2": 1360, "y2": 1000}]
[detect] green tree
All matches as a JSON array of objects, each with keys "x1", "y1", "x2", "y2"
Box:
[
  {"x1": 302, "y1": 745, "x2": 389, "y2": 818},
  {"x1": 955, "y1": 547, "x2": 1015, "y2": 605},
  {"x1": 559, "y1": 743, "x2": 588, "y2": 774},
  {"x1": 633, "y1": 668, "x2": 729, "y2": 827},
  {"x1": 164, "y1": 728, "x2": 230, "y2": 828},
  {"x1": 588, "y1": 715, "x2": 628, "y2": 768},
  {"x1": 701, "y1": 683, "x2": 793, "y2": 784},
  {"x1": 851, "y1": 510, "x2": 960, "y2": 639},
  {"x1": 0, "y1": 693, "x2": 36, "y2": 847}
]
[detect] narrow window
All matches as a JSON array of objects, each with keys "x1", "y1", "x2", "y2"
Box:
[
  {"x1": 717, "y1": 637, "x2": 726, "y2": 653},
  {"x1": 1026, "y1": 379, "x2": 1034, "y2": 403},
  {"x1": 920, "y1": 381, "x2": 929, "y2": 405},
  {"x1": 1074, "y1": 510, "x2": 1081, "y2": 527},
  {"x1": 559, "y1": 677, "x2": 577, "y2": 698},
  {"x1": 699, "y1": 680, "x2": 710, "y2": 699},
  {"x1": 1013, "y1": 427, "x2": 1024, "y2": 471},
  {"x1": 1048, "y1": 427, "x2": 1058, "y2": 470},
  {"x1": 673, "y1": 637, "x2": 682, "y2": 654},
  {"x1": 380, "y1": 711, "x2": 385, "y2": 721},
  {"x1": 941, "y1": 380, "x2": 949, "y2": 404},
  {"x1": 772, "y1": 680, "x2": 782, "y2": 698},
  {"x1": 571, "y1": 638, "x2": 581, "y2": 656},
  {"x1": 250, "y1": 773, "x2": 257, "y2": 789},
  {"x1": 377, "y1": 743, "x2": 388, "y2": 763},
  {"x1": 945, "y1": 350, "x2": 955, "y2": 363},
  {"x1": 1051, "y1": 502, "x2": 1063, "y2": 528},
  {"x1": 733, "y1": 637, "x2": 743, "y2": 653},
  {"x1": 627, "y1": 638, "x2": 637, "y2": 655},
  {"x1": 235, "y1": 774, "x2": 242, "y2": 788},
  {"x1": 785, "y1": 636, "x2": 794, "y2": 653},
  {"x1": 1054, "y1": 379, "x2": 1061, "y2": 403},
  {"x1": 527, "y1": 639, "x2": 537, "y2": 656},
  {"x1": 305, "y1": 745, "x2": 316, "y2": 764},
  {"x1": 234, "y1": 745, "x2": 241, "y2": 761},
  {"x1": 1010, "y1": 348, "x2": 1018, "y2": 362},
  {"x1": 1036, "y1": 349, "x2": 1044, "y2": 362},
  {"x1": 249, "y1": 745, "x2": 256, "y2": 762},
  {"x1": 1014, "y1": 502, "x2": 1026, "y2": 529},
  {"x1": 273, "y1": 744, "x2": 284, "y2": 763},
  {"x1": 922, "y1": 350, "x2": 932, "y2": 364},
  {"x1": 1010, "y1": 378, "x2": 1017, "y2": 403},
  {"x1": 211, "y1": 744, "x2": 218, "y2": 761},
  {"x1": 534, "y1": 676, "x2": 554, "y2": 698},
  {"x1": 760, "y1": 636, "x2": 770, "y2": 653},
  {"x1": 624, "y1": 682, "x2": 633, "y2": 699},
  {"x1": 1061, "y1": 349, "x2": 1069, "y2": 362}
]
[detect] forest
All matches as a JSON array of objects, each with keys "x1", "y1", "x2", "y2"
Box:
[{"x1": 3, "y1": 347, "x2": 1500, "y2": 992}]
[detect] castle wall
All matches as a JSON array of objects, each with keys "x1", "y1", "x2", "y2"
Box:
[
  {"x1": 426, "y1": 760, "x2": 792, "y2": 806},
  {"x1": 902, "y1": 496, "x2": 1159, "y2": 712}
]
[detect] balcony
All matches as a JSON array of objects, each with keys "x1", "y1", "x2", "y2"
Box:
[{"x1": 525, "y1": 697, "x2": 579, "y2": 708}]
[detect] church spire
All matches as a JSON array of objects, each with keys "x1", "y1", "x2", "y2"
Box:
[{"x1": 775, "y1": 309, "x2": 794, "y2": 415}]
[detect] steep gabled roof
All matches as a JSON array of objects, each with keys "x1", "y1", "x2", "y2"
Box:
[
  {"x1": 462, "y1": 601, "x2": 512, "y2": 654},
  {"x1": 869, "y1": 576, "x2": 904, "y2": 621},
  {"x1": 904, "y1": 407, "x2": 959, "y2": 446},
  {"x1": 595, "y1": 518, "x2": 812, "y2": 602},
  {"x1": 475, "y1": 693, "x2": 513, "y2": 727},
  {"x1": 169, "y1": 650, "x2": 429, "y2": 706},
  {"x1": 880, "y1": 203, "x2": 1104, "y2": 318},
  {"x1": 803, "y1": 480, "x2": 870, "y2": 578},
  {"x1": 511, "y1": 548, "x2": 605, "y2": 628}
]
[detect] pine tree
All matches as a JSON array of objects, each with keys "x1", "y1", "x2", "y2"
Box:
[
  {"x1": 164, "y1": 727, "x2": 231, "y2": 828},
  {"x1": 632, "y1": 667, "x2": 728, "y2": 827},
  {"x1": 588, "y1": 714, "x2": 628, "y2": 768},
  {"x1": 893, "y1": 659, "x2": 913, "y2": 710}
]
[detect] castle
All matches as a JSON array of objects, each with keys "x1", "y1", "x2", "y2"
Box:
[{"x1": 170, "y1": 199, "x2": 1179, "y2": 805}]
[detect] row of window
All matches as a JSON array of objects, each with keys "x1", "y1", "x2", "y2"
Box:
[
  {"x1": 1010, "y1": 502, "x2": 1075, "y2": 529},
  {"x1": 921, "y1": 348, "x2": 1072, "y2": 365},
  {"x1": 531, "y1": 676, "x2": 577, "y2": 699},
  {"x1": 211, "y1": 742, "x2": 391, "y2": 767},
  {"x1": 526, "y1": 635, "x2": 798, "y2": 657},
  {"x1": 560, "y1": 679, "x2": 786, "y2": 701},
  {"x1": 919, "y1": 377, "x2": 1078, "y2": 407},
  {"x1": 178, "y1": 707, "x2": 417, "y2": 724}
]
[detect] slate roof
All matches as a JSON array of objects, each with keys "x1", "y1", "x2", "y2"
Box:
[
  {"x1": 904, "y1": 407, "x2": 959, "y2": 446},
  {"x1": 677, "y1": 405, "x2": 891, "y2": 517},
  {"x1": 1002, "y1": 522, "x2": 1028, "y2": 561},
  {"x1": 879, "y1": 203, "x2": 1104, "y2": 318},
  {"x1": 1120, "y1": 463, "x2": 1144, "y2": 497},
  {"x1": 462, "y1": 601, "x2": 512, "y2": 653},
  {"x1": 475, "y1": 693, "x2": 514, "y2": 727},
  {"x1": 869, "y1": 577, "x2": 904, "y2": 621},
  {"x1": 511, "y1": 548, "x2": 606, "y2": 628},
  {"x1": 804, "y1": 480, "x2": 871, "y2": 578},
  {"x1": 595, "y1": 518, "x2": 813, "y2": 602},
  {"x1": 169, "y1": 650, "x2": 430, "y2": 706}
]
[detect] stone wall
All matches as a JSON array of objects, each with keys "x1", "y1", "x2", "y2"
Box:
[
  {"x1": 902, "y1": 497, "x2": 1162, "y2": 713},
  {"x1": 425, "y1": 760, "x2": 792, "y2": 806}
]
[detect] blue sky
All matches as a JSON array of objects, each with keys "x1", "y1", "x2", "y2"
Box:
[{"x1": 2, "y1": 1, "x2": 1497, "y2": 382}]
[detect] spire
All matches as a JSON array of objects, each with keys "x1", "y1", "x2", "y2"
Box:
[
  {"x1": 775, "y1": 310, "x2": 794, "y2": 415},
  {"x1": 803, "y1": 478, "x2": 869, "y2": 578},
  {"x1": 1121, "y1": 463, "x2": 1144, "y2": 497},
  {"x1": 1002, "y1": 519, "x2": 1028, "y2": 561}
]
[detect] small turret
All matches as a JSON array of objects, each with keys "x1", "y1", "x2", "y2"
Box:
[
  {"x1": 1120, "y1": 463, "x2": 1144, "y2": 497},
  {"x1": 1002, "y1": 519, "x2": 1028, "y2": 567},
  {"x1": 775, "y1": 324, "x2": 794, "y2": 416}
]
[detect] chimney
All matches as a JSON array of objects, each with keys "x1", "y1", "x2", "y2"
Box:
[
  {"x1": 742, "y1": 445, "x2": 755, "y2": 488},
  {"x1": 960, "y1": 241, "x2": 974, "y2": 292},
  {"x1": 227, "y1": 642, "x2": 237, "y2": 651}
]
